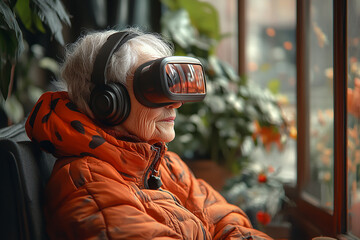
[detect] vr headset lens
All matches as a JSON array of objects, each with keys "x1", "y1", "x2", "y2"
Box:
[
  {"x1": 134, "y1": 56, "x2": 206, "y2": 108},
  {"x1": 165, "y1": 63, "x2": 205, "y2": 94}
]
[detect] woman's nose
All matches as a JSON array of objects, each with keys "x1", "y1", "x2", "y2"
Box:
[{"x1": 166, "y1": 102, "x2": 183, "y2": 109}]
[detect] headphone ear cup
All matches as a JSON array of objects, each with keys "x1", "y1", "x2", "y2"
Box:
[{"x1": 90, "y1": 83, "x2": 130, "y2": 125}]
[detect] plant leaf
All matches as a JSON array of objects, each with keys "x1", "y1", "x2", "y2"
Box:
[
  {"x1": 33, "y1": 12, "x2": 45, "y2": 32},
  {"x1": 15, "y1": 0, "x2": 46, "y2": 33},
  {"x1": 31, "y1": 0, "x2": 71, "y2": 45},
  {"x1": 0, "y1": 1, "x2": 23, "y2": 100},
  {"x1": 161, "y1": 0, "x2": 219, "y2": 54},
  {"x1": 0, "y1": 1, "x2": 25, "y2": 58},
  {"x1": 161, "y1": 9, "x2": 195, "y2": 49},
  {"x1": 0, "y1": 60, "x2": 12, "y2": 99},
  {"x1": 178, "y1": 0, "x2": 220, "y2": 40},
  {"x1": 161, "y1": 0, "x2": 179, "y2": 11},
  {"x1": 15, "y1": 0, "x2": 34, "y2": 30}
]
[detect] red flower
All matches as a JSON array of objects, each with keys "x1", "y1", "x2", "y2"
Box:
[
  {"x1": 252, "y1": 121, "x2": 283, "y2": 151},
  {"x1": 256, "y1": 211, "x2": 271, "y2": 225},
  {"x1": 258, "y1": 173, "x2": 267, "y2": 183}
]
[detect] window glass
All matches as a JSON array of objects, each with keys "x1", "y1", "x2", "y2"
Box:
[
  {"x1": 202, "y1": 0, "x2": 238, "y2": 71},
  {"x1": 303, "y1": 0, "x2": 334, "y2": 211},
  {"x1": 246, "y1": 0, "x2": 297, "y2": 184},
  {"x1": 347, "y1": 0, "x2": 360, "y2": 237}
]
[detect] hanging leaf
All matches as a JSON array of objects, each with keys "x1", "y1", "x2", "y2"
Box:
[
  {"x1": 0, "y1": 1, "x2": 23, "y2": 99},
  {"x1": 161, "y1": 0, "x2": 220, "y2": 55},
  {"x1": 176, "y1": 0, "x2": 220, "y2": 40},
  {"x1": 161, "y1": 9, "x2": 196, "y2": 49},
  {"x1": 0, "y1": 61, "x2": 12, "y2": 99},
  {"x1": 31, "y1": 0, "x2": 71, "y2": 45},
  {"x1": 0, "y1": 1, "x2": 25, "y2": 58},
  {"x1": 15, "y1": 0, "x2": 46, "y2": 33}
]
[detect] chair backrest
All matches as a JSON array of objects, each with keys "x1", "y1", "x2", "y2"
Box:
[{"x1": 0, "y1": 123, "x2": 56, "y2": 240}]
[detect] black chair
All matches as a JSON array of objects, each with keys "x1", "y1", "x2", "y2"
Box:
[{"x1": 0, "y1": 121, "x2": 56, "y2": 240}]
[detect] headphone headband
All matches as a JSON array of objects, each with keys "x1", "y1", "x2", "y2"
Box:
[
  {"x1": 90, "y1": 31, "x2": 138, "y2": 85},
  {"x1": 89, "y1": 31, "x2": 139, "y2": 126}
]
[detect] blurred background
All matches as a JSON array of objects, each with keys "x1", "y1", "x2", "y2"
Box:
[{"x1": 1, "y1": 0, "x2": 359, "y2": 239}]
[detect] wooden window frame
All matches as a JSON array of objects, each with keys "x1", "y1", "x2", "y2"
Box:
[
  {"x1": 237, "y1": 0, "x2": 353, "y2": 238},
  {"x1": 293, "y1": 0, "x2": 349, "y2": 238}
]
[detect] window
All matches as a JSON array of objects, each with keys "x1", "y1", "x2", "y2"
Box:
[
  {"x1": 245, "y1": 0, "x2": 297, "y2": 184},
  {"x1": 202, "y1": 0, "x2": 238, "y2": 71},
  {"x1": 347, "y1": 1, "x2": 360, "y2": 238},
  {"x1": 295, "y1": 0, "x2": 358, "y2": 238},
  {"x1": 238, "y1": 0, "x2": 359, "y2": 238},
  {"x1": 304, "y1": 0, "x2": 334, "y2": 211}
]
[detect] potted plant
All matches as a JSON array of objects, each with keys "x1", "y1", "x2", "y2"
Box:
[{"x1": 161, "y1": 0, "x2": 289, "y2": 175}]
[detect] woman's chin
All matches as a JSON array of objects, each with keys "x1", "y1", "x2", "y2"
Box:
[{"x1": 148, "y1": 132, "x2": 175, "y2": 144}]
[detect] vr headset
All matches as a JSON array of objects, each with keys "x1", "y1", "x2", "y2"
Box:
[
  {"x1": 90, "y1": 31, "x2": 206, "y2": 125},
  {"x1": 134, "y1": 56, "x2": 206, "y2": 108}
]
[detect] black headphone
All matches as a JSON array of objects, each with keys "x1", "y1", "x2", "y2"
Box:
[{"x1": 89, "y1": 31, "x2": 139, "y2": 126}]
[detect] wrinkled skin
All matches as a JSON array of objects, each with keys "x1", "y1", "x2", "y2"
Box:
[{"x1": 116, "y1": 57, "x2": 182, "y2": 144}]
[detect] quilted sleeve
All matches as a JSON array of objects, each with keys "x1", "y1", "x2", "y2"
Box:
[
  {"x1": 44, "y1": 159, "x2": 181, "y2": 240},
  {"x1": 162, "y1": 152, "x2": 273, "y2": 240}
]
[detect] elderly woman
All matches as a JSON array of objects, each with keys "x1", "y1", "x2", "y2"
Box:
[{"x1": 25, "y1": 28, "x2": 272, "y2": 239}]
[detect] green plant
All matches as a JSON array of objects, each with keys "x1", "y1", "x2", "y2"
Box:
[
  {"x1": 0, "y1": 0, "x2": 70, "y2": 100},
  {"x1": 161, "y1": 0, "x2": 289, "y2": 173},
  {"x1": 222, "y1": 164, "x2": 289, "y2": 228}
]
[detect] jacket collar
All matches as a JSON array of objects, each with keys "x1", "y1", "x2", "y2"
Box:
[{"x1": 25, "y1": 91, "x2": 166, "y2": 185}]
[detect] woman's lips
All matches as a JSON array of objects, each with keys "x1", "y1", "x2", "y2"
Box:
[{"x1": 160, "y1": 117, "x2": 175, "y2": 122}]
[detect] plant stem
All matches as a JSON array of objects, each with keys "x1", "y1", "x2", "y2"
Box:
[{"x1": 7, "y1": 64, "x2": 16, "y2": 99}]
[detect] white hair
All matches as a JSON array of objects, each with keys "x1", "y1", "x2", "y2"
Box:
[{"x1": 59, "y1": 28, "x2": 174, "y2": 118}]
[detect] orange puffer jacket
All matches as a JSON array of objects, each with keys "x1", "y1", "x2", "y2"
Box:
[{"x1": 25, "y1": 91, "x2": 272, "y2": 240}]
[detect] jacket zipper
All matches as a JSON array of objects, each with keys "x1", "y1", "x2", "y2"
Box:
[
  {"x1": 143, "y1": 145, "x2": 162, "y2": 189},
  {"x1": 159, "y1": 188, "x2": 208, "y2": 240},
  {"x1": 144, "y1": 147, "x2": 208, "y2": 239}
]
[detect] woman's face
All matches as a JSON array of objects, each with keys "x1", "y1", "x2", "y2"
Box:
[{"x1": 119, "y1": 60, "x2": 182, "y2": 144}]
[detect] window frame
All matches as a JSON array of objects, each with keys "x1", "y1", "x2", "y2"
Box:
[
  {"x1": 293, "y1": 0, "x2": 349, "y2": 238},
  {"x1": 237, "y1": 0, "x2": 355, "y2": 237}
]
